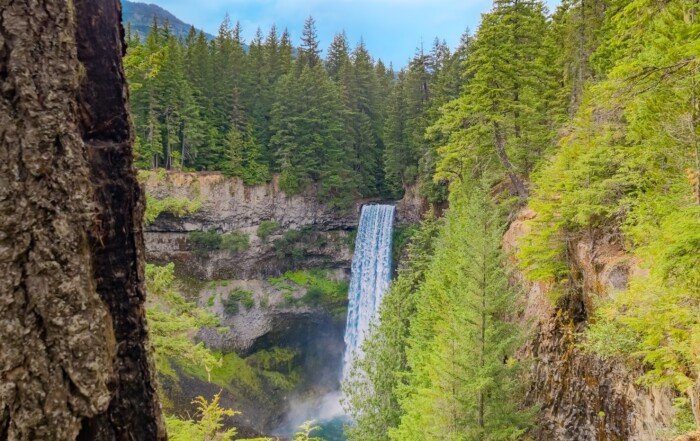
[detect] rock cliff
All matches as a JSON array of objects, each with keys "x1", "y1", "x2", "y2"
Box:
[
  {"x1": 143, "y1": 172, "x2": 423, "y2": 280},
  {"x1": 504, "y1": 209, "x2": 674, "y2": 440}
]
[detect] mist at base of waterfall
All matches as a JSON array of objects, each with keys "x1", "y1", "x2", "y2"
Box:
[{"x1": 272, "y1": 391, "x2": 346, "y2": 437}]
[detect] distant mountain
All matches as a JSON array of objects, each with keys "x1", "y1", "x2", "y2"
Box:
[{"x1": 122, "y1": 1, "x2": 214, "y2": 40}]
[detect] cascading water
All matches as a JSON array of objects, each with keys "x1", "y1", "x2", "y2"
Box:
[
  {"x1": 276, "y1": 205, "x2": 395, "y2": 437},
  {"x1": 342, "y1": 204, "x2": 395, "y2": 380}
]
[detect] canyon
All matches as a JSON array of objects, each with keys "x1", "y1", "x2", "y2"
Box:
[{"x1": 144, "y1": 171, "x2": 681, "y2": 439}]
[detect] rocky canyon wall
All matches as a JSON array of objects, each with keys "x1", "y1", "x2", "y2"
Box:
[
  {"x1": 143, "y1": 171, "x2": 424, "y2": 280},
  {"x1": 504, "y1": 209, "x2": 675, "y2": 441}
]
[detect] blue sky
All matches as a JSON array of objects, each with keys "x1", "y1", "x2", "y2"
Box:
[{"x1": 147, "y1": 0, "x2": 558, "y2": 68}]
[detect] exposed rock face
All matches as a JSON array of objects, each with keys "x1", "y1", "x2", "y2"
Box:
[
  {"x1": 194, "y1": 275, "x2": 347, "y2": 355},
  {"x1": 504, "y1": 209, "x2": 674, "y2": 440},
  {"x1": 143, "y1": 172, "x2": 423, "y2": 279}
]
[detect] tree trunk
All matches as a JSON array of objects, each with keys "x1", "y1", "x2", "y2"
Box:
[
  {"x1": 0, "y1": 1, "x2": 165, "y2": 440},
  {"x1": 493, "y1": 121, "x2": 529, "y2": 199}
]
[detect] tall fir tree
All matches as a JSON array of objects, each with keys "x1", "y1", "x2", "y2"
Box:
[{"x1": 389, "y1": 180, "x2": 533, "y2": 440}]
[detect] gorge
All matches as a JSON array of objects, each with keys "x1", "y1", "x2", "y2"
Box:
[{"x1": 142, "y1": 172, "x2": 416, "y2": 437}]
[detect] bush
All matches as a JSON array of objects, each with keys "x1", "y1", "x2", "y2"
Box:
[
  {"x1": 302, "y1": 286, "x2": 325, "y2": 306},
  {"x1": 189, "y1": 230, "x2": 221, "y2": 252},
  {"x1": 190, "y1": 230, "x2": 249, "y2": 254},
  {"x1": 272, "y1": 227, "x2": 327, "y2": 267},
  {"x1": 223, "y1": 288, "x2": 255, "y2": 315},
  {"x1": 270, "y1": 270, "x2": 348, "y2": 313},
  {"x1": 257, "y1": 220, "x2": 280, "y2": 241},
  {"x1": 220, "y1": 231, "x2": 249, "y2": 253}
]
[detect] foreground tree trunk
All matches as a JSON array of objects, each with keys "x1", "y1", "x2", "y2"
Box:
[{"x1": 0, "y1": 1, "x2": 165, "y2": 440}]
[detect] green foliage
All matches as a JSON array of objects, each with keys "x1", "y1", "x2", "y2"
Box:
[
  {"x1": 271, "y1": 227, "x2": 331, "y2": 267},
  {"x1": 392, "y1": 181, "x2": 533, "y2": 440},
  {"x1": 293, "y1": 421, "x2": 322, "y2": 441},
  {"x1": 145, "y1": 194, "x2": 202, "y2": 224},
  {"x1": 246, "y1": 347, "x2": 300, "y2": 391},
  {"x1": 127, "y1": 15, "x2": 421, "y2": 205},
  {"x1": 257, "y1": 220, "x2": 280, "y2": 241},
  {"x1": 190, "y1": 230, "x2": 250, "y2": 254},
  {"x1": 269, "y1": 270, "x2": 348, "y2": 315},
  {"x1": 392, "y1": 224, "x2": 420, "y2": 265},
  {"x1": 221, "y1": 125, "x2": 270, "y2": 185},
  {"x1": 165, "y1": 392, "x2": 239, "y2": 441},
  {"x1": 222, "y1": 288, "x2": 255, "y2": 315},
  {"x1": 144, "y1": 263, "x2": 221, "y2": 379},
  {"x1": 190, "y1": 230, "x2": 223, "y2": 252},
  {"x1": 220, "y1": 231, "x2": 250, "y2": 253},
  {"x1": 517, "y1": 0, "x2": 700, "y2": 406},
  {"x1": 125, "y1": 15, "x2": 474, "y2": 206},
  {"x1": 431, "y1": 0, "x2": 559, "y2": 198}
]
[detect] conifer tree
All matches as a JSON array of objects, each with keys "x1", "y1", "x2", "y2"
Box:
[
  {"x1": 389, "y1": 180, "x2": 532, "y2": 440},
  {"x1": 279, "y1": 28, "x2": 294, "y2": 74},
  {"x1": 433, "y1": 0, "x2": 555, "y2": 199},
  {"x1": 327, "y1": 32, "x2": 351, "y2": 81},
  {"x1": 299, "y1": 16, "x2": 322, "y2": 69}
]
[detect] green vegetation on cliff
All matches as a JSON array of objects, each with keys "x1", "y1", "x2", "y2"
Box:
[{"x1": 269, "y1": 269, "x2": 349, "y2": 317}]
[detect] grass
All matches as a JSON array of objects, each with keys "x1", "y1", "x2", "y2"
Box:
[{"x1": 145, "y1": 194, "x2": 202, "y2": 224}]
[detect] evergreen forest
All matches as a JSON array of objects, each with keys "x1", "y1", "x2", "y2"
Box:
[{"x1": 125, "y1": 15, "x2": 465, "y2": 206}]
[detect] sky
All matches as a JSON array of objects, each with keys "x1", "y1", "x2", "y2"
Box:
[{"x1": 147, "y1": 0, "x2": 558, "y2": 68}]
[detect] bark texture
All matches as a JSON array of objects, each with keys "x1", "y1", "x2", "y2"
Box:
[{"x1": 0, "y1": 1, "x2": 165, "y2": 440}]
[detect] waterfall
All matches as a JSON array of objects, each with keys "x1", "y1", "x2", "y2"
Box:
[{"x1": 342, "y1": 204, "x2": 395, "y2": 380}]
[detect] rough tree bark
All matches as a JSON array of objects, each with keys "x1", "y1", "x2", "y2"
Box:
[{"x1": 0, "y1": 1, "x2": 165, "y2": 440}]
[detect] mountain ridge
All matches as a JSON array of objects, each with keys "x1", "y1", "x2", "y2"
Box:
[{"x1": 122, "y1": 1, "x2": 214, "y2": 40}]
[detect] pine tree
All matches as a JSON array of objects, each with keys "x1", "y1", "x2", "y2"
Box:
[
  {"x1": 433, "y1": 0, "x2": 555, "y2": 199},
  {"x1": 327, "y1": 32, "x2": 350, "y2": 81},
  {"x1": 299, "y1": 16, "x2": 322, "y2": 69},
  {"x1": 279, "y1": 28, "x2": 294, "y2": 74},
  {"x1": 389, "y1": 180, "x2": 533, "y2": 440}
]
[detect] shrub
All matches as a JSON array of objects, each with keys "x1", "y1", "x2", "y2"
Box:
[
  {"x1": 189, "y1": 230, "x2": 221, "y2": 252},
  {"x1": 223, "y1": 288, "x2": 255, "y2": 315},
  {"x1": 190, "y1": 230, "x2": 249, "y2": 254},
  {"x1": 302, "y1": 286, "x2": 325, "y2": 306},
  {"x1": 220, "y1": 231, "x2": 249, "y2": 253},
  {"x1": 272, "y1": 227, "x2": 327, "y2": 267},
  {"x1": 270, "y1": 270, "x2": 348, "y2": 313},
  {"x1": 257, "y1": 220, "x2": 280, "y2": 241}
]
